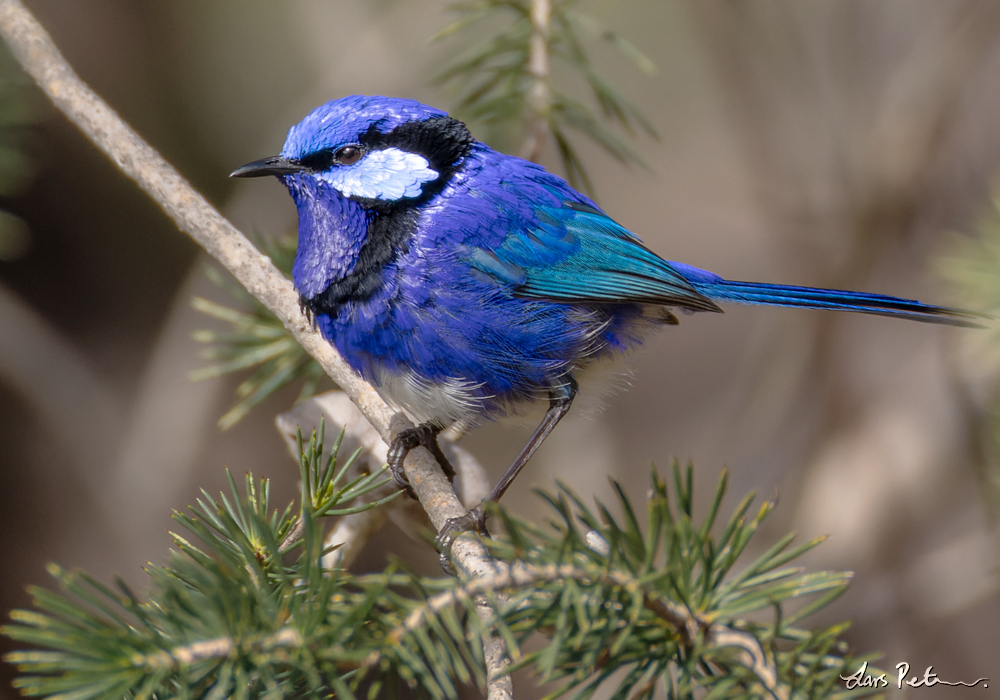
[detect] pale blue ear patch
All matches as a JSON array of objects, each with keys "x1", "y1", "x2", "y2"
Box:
[{"x1": 319, "y1": 147, "x2": 438, "y2": 200}]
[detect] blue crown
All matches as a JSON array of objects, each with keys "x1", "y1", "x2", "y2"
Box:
[{"x1": 280, "y1": 95, "x2": 450, "y2": 160}]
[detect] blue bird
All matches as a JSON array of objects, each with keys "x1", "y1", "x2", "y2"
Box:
[{"x1": 232, "y1": 95, "x2": 984, "y2": 544}]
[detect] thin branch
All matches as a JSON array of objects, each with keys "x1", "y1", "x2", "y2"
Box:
[
  {"x1": 370, "y1": 560, "x2": 785, "y2": 698},
  {"x1": 0, "y1": 1, "x2": 511, "y2": 696},
  {"x1": 519, "y1": 0, "x2": 551, "y2": 161},
  {"x1": 137, "y1": 628, "x2": 304, "y2": 670}
]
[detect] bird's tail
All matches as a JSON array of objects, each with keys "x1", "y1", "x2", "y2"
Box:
[{"x1": 692, "y1": 278, "x2": 986, "y2": 327}]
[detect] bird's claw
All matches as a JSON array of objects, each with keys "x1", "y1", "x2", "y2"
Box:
[
  {"x1": 387, "y1": 424, "x2": 443, "y2": 499},
  {"x1": 387, "y1": 458, "x2": 416, "y2": 500},
  {"x1": 436, "y1": 505, "x2": 489, "y2": 574},
  {"x1": 388, "y1": 422, "x2": 459, "y2": 501}
]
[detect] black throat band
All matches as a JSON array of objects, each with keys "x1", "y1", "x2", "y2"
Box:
[{"x1": 301, "y1": 116, "x2": 474, "y2": 316}]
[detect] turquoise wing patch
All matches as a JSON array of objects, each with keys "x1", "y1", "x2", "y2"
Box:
[{"x1": 471, "y1": 202, "x2": 720, "y2": 312}]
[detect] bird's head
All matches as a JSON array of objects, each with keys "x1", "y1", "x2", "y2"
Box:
[{"x1": 231, "y1": 95, "x2": 475, "y2": 207}]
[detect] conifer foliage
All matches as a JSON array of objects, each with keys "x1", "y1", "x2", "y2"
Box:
[{"x1": 4, "y1": 427, "x2": 878, "y2": 699}]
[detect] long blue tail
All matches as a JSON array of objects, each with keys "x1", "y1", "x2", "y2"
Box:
[{"x1": 669, "y1": 262, "x2": 987, "y2": 328}]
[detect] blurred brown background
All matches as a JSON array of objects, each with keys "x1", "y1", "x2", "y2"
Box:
[{"x1": 1, "y1": 1, "x2": 998, "y2": 697}]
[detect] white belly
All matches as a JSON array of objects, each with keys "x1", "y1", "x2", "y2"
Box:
[
  {"x1": 372, "y1": 350, "x2": 635, "y2": 430},
  {"x1": 373, "y1": 367, "x2": 488, "y2": 426}
]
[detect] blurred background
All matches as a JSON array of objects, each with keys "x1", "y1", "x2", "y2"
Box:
[{"x1": 1, "y1": 1, "x2": 999, "y2": 697}]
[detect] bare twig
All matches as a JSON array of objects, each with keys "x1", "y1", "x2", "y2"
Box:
[
  {"x1": 519, "y1": 0, "x2": 551, "y2": 162},
  {"x1": 0, "y1": 1, "x2": 511, "y2": 696}
]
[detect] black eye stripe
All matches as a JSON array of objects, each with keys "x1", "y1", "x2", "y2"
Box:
[{"x1": 298, "y1": 149, "x2": 335, "y2": 170}]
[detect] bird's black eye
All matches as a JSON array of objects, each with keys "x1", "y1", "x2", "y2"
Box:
[{"x1": 335, "y1": 145, "x2": 363, "y2": 165}]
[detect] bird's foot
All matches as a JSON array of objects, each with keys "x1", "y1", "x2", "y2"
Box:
[
  {"x1": 435, "y1": 505, "x2": 490, "y2": 574},
  {"x1": 387, "y1": 423, "x2": 456, "y2": 499}
]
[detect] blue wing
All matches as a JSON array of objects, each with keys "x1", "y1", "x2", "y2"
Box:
[
  {"x1": 454, "y1": 154, "x2": 983, "y2": 328},
  {"x1": 466, "y1": 198, "x2": 722, "y2": 313}
]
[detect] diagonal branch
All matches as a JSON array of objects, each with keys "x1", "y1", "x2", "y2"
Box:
[{"x1": 0, "y1": 1, "x2": 511, "y2": 698}]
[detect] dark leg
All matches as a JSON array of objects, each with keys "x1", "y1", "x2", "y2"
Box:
[
  {"x1": 436, "y1": 377, "x2": 578, "y2": 560},
  {"x1": 388, "y1": 422, "x2": 456, "y2": 497}
]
